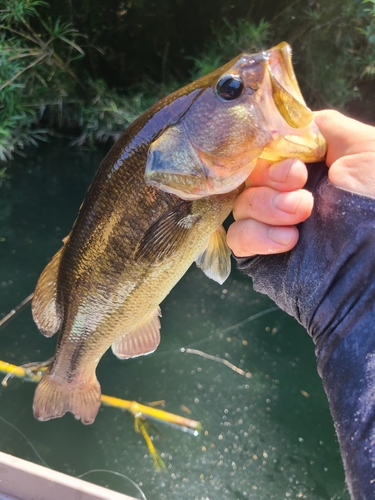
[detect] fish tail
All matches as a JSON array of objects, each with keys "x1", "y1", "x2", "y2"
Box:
[{"x1": 33, "y1": 368, "x2": 101, "y2": 425}]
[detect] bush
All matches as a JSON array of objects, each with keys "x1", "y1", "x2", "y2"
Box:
[
  {"x1": 0, "y1": 0, "x2": 167, "y2": 160},
  {"x1": 0, "y1": 0, "x2": 374, "y2": 162}
]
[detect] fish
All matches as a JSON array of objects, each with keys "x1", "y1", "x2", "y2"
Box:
[{"x1": 31, "y1": 42, "x2": 326, "y2": 424}]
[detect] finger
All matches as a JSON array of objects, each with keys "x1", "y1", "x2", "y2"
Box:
[
  {"x1": 314, "y1": 110, "x2": 375, "y2": 197},
  {"x1": 245, "y1": 158, "x2": 308, "y2": 192},
  {"x1": 233, "y1": 186, "x2": 314, "y2": 225},
  {"x1": 227, "y1": 219, "x2": 299, "y2": 257},
  {"x1": 314, "y1": 110, "x2": 375, "y2": 166},
  {"x1": 329, "y1": 152, "x2": 375, "y2": 198}
]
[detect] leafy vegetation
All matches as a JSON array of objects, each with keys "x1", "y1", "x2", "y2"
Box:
[
  {"x1": 275, "y1": 0, "x2": 375, "y2": 110},
  {"x1": 190, "y1": 1, "x2": 375, "y2": 112},
  {"x1": 0, "y1": 0, "x2": 374, "y2": 163},
  {"x1": 0, "y1": 0, "x2": 168, "y2": 161}
]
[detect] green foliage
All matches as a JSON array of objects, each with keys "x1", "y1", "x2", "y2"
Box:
[
  {"x1": 0, "y1": 0, "x2": 77, "y2": 159},
  {"x1": 63, "y1": 79, "x2": 176, "y2": 146},
  {"x1": 190, "y1": 0, "x2": 375, "y2": 111},
  {"x1": 0, "y1": 0, "x2": 374, "y2": 163},
  {"x1": 272, "y1": 0, "x2": 375, "y2": 110},
  {"x1": 0, "y1": 0, "x2": 47, "y2": 22},
  {"x1": 190, "y1": 18, "x2": 271, "y2": 79},
  {"x1": 0, "y1": 0, "x2": 162, "y2": 160},
  {"x1": 360, "y1": 0, "x2": 375, "y2": 77}
]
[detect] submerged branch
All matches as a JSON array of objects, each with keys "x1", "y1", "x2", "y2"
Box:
[
  {"x1": 0, "y1": 293, "x2": 34, "y2": 331},
  {"x1": 101, "y1": 394, "x2": 202, "y2": 433},
  {"x1": 0, "y1": 358, "x2": 202, "y2": 433},
  {"x1": 182, "y1": 347, "x2": 252, "y2": 378}
]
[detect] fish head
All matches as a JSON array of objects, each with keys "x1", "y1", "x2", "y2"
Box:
[{"x1": 145, "y1": 42, "x2": 326, "y2": 200}]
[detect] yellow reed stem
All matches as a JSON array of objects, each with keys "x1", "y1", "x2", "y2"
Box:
[
  {"x1": 0, "y1": 360, "x2": 42, "y2": 384},
  {"x1": 134, "y1": 417, "x2": 166, "y2": 470},
  {"x1": 0, "y1": 359, "x2": 202, "y2": 432},
  {"x1": 101, "y1": 395, "x2": 202, "y2": 431},
  {"x1": 0, "y1": 361, "x2": 27, "y2": 378}
]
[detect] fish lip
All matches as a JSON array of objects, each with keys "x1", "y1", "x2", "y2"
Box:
[
  {"x1": 266, "y1": 42, "x2": 305, "y2": 106},
  {"x1": 251, "y1": 42, "x2": 326, "y2": 162}
]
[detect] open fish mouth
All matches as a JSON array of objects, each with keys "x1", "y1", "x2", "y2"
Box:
[
  {"x1": 256, "y1": 42, "x2": 326, "y2": 162},
  {"x1": 267, "y1": 42, "x2": 308, "y2": 117}
]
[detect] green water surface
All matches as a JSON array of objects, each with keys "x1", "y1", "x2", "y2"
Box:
[{"x1": 0, "y1": 143, "x2": 349, "y2": 499}]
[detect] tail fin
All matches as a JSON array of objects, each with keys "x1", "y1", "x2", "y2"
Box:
[{"x1": 33, "y1": 369, "x2": 101, "y2": 425}]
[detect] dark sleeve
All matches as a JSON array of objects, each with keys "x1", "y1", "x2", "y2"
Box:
[{"x1": 236, "y1": 162, "x2": 375, "y2": 499}]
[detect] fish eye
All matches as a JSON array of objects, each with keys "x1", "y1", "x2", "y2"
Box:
[{"x1": 216, "y1": 74, "x2": 244, "y2": 101}]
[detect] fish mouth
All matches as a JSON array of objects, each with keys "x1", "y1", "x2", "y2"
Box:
[
  {"x1": 268, "y1": 43, "x2": 306, "y2": 110},
  {"x1": 257, "y1": 42, "x2": 326, "y2": 162}
]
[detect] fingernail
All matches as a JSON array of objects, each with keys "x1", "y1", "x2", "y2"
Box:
[
  {"x1": 268, "y1": 227, "x2": 296, "y2": 246},
  {"x1": 268, "y1": 159, "x2": 294, "y2": 183},
  {"x1": 274, "y1": 191, "x2": 304, "y2": 214}
]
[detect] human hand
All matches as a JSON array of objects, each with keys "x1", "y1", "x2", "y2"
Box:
[
  {"x1": 227, "y1": 111, "x2": 375, "y2": 499},
  {"x1": 227, "y1": 110, "x2": 375, "y2": 257}
]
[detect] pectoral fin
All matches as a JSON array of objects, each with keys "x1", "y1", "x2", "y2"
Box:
[
  {"x1": 270, "y1": 71, "x2": 313, "y2": 129},
  {"x1": 111, "y1": 307, "x2": 161, "y2": 359},
  {"x1": 196, "y1": 225, "x2": 231, "y2": 285},
  {"x1": 32, "y1": 244, "x2": 65, "y2": 337},
  {"x1": 134, "y1": 201, "x2": 201, "y2": 262}
]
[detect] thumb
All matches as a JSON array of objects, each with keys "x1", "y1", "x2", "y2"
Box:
[
  {"x1": 314, "y1": 110, "x2": 375, "y2": 167},
  {"x1": 314, "y1": 110, "x2": 375, "y2": 197}
]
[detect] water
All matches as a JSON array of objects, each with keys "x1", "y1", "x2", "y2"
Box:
[{"x1": 0, "y1": 142, "x2": 349, "y2": 499}]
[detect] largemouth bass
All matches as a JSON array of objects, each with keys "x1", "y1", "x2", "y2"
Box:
[{"x1": 32, "y1": 42, "x2": 326, "y2": 424}]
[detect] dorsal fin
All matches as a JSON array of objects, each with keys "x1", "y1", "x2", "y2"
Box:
[
  {"x1": 32, "y1": 244, "x2": 65, "y2": 337},
  {"x1": 111, "y1": 307, "x2": 161, "y2": 359},
  {"x1": 196, "y1": 225, "x2": 231, "y2": 285},
  {"x1": 134, "y1": 201, "x2": 201, "y2": 263}
]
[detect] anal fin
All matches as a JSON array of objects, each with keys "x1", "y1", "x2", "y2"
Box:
[
  {"x1": 112, "y1": 307, "x2": 161, "y2": 360},
  {"x1": 196, "y1": 225, "x2": 231, "y2": 285},
  {"x1": 32, "y1": 245, "x2": 65, "y2": 337}
]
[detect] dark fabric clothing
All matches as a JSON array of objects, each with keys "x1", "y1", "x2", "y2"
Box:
[{"x1": 236, "y1": 162, "x2": 375, "y2": 499}]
